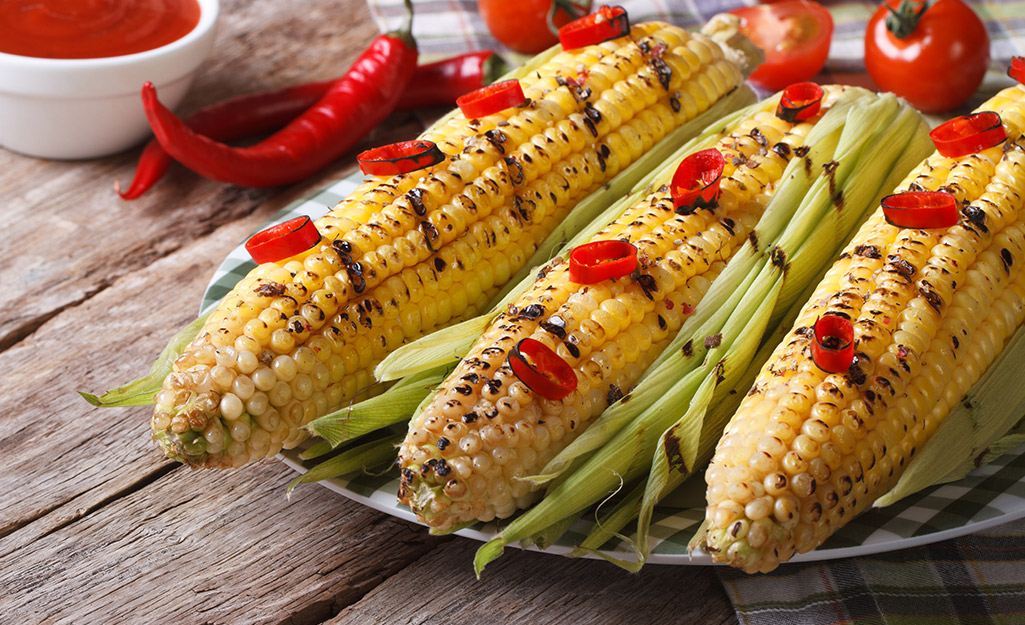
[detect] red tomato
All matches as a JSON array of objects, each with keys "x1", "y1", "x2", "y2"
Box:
[
  {"x1": 478, "y1": 0, "x2": 592, "y2": 54},
  {"x1": 730, "y1": 0, "x2": 833, "y2": 92},
  {"x1": 865, "y1": 0, "x2": 989, "y2": 113}
]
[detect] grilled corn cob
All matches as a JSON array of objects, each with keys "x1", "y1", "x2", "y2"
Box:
[
  {"x1": 395, "y1": 87, "x2": 862, "y2": 532},
  {"x1": 150, "y1": 20, "x2": 748, "y2": 468},
  {"x1": 699, "y1": 85, "x2": 1025, "y2": 573}
]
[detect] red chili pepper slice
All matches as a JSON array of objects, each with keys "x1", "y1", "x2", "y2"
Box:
[
  {"x1": 881, "y1": 191, "x2": 958, "y2": 229},
  {"x1": 776, "y1": 82, "x2": 824, "y2": 123},
  {"x1": 357, "y1": 140, "x2": 446, "y2": 176},
  {"x1": 457, "y1": 79, "x2": 525, "y2": 119},
  {"x1": 558, "y1": 5, "x2": 630, "y2": 50},
  {"x1": 929, "y1": 111, "x2": 1006, "y2": 158},
  {"x1": 811, "y1": 315, "x2": 854, "y2": 374},
  {"x1": 509, "y1": 338, "x2": 578, "y2": 400},
  {"x1": 245, "y1": 215, "x2": 321, "y2": 264},
  {"x1": 1009, "y1": 57, "x2": 1025, "y2": 85},
  {"x1": 671, "y1": 148, "x2": 725, "y2": 213},
  {"x1": 568, "y1": 240, "x2": 638, "y2": 284}
]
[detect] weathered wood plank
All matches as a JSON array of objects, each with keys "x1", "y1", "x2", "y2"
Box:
[
  {"x1": 0, "y1": 209, "x2": 265, "y2": 551},
  {"x1": 325, "y1": 538, "x2": 739, "y2": 625},
  {"x1": 0, "y1": 460, "x2": 449, "y2": 625}
]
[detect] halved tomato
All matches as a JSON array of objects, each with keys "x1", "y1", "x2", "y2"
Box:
[{"x1": 730, "y1": 0, "x2": 833, "y2": 92}]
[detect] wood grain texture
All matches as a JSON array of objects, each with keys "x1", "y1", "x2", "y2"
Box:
[
  {"x1": 327, "y1": 540, "x2": 738, "y2": 625},
  {"x1": 0, "y1": 0, "x2": 739, "y2": 622}
]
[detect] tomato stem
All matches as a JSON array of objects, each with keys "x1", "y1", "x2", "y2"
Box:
[{"x1": 884, "y1": 0, "x2": 932, "y2": 39}]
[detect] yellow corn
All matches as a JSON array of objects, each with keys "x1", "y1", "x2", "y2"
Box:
[
  {"x1": 701, "y1": 85, "x2": 1025, "y2": 573},
  {"x1": 396, "y1": 87, "x2": 859, "y2": 532},
  {"x1": 151, "y1": 21, "x2": 746, "y2": 468}
]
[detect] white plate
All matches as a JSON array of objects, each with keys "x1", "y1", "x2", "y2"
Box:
[{"x1": 207, "y1": 171, "x2": 1025, "y2": 565}]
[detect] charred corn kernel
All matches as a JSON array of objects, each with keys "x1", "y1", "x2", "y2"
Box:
[
  {"x1": 395, "y1": 89, "x2": 855, "y2": 532},
  {"x1": 152, "y1": 21, "x2": 747, "y2": 468},
  {"x1": 703, "y1": 85, "x2": 1025, "y2": 574}
]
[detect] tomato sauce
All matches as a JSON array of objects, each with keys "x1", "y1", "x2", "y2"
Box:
[{"x1": 0, "y1": 0, "x2": 201, "y2": 59}]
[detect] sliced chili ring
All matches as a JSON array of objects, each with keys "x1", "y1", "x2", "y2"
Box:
[
  {"x1": 811, "y1": 315, "x2": 854, "y2": 374},
  {"x1": 671, "y1": 148, "x2": 725, "y2": 213},
  {"x1": 1009, "y1": 57, "x2": 1025, "y2": 85},
  {"x1": 558, "y1": 5, "x2": 630, "y2": 50},
  {"x1": 929, "y1": 111, "x2": 1006, "y2": 158},
  {"x1": 245, "y1": 215, "x2": 321, "y2": 264},
  {"x1": 776, "y1": 82, "x2": 824, "y2": 123},
  {"x1": 568, "y1": 239, "x2": 638, "y2": 284},
  {"x1": 357, "y1": 140, "x2": 446, "y2": 176},
  {"x1": 456, "y1": 79, "x2": 525, "y2": 119},
  {"x1": 509, "y1": 338, "x2": 578, "y2": 400},
  {"x1": 881, "y1": 191, "x2": 958, "y2": 229}
]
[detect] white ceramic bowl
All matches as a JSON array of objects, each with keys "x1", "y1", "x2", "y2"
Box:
[{"x1": 0, "y1": 0, "x2": 219, "y2": 160}]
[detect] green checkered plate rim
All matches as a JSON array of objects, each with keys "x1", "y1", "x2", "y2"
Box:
[{"x1": 204, "y1": 169, "x2": 1025, "y2": 566}]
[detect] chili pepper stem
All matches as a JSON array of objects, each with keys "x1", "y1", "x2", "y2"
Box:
[{"x1": 388, "y1": 0, "x2": 416, "y2": 49}]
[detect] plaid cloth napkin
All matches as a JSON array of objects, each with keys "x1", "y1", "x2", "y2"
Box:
[
  {"x1": 364, "y1": 1, "x2": 1025, "y2": 622},
  {"x1": 719, "y1": 516, "x2": 1025, "y2": 624},
  {"x1": 367, "y1": 0, "x2": 1024, "y2": 92}
]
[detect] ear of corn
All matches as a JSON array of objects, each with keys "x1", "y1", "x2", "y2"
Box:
[
  {"x1": 395, "y1": 85, "x2": 912, "y2": 539},
  {"x1": 698, "y1": 84, "x2": 1025, "y2": 574},
  {"x1": 469, "y1": 87, "x2": 932, "y2": 576},
  {"x1": 874, "y1": 323, "x2": 1025, "y2": 505},
  {"x1": 109, "y1": 20, "x2": 755, "y2": 468}
]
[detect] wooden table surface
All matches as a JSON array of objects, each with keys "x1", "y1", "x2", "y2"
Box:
[{"x1": 0, "y1": 1, "x2": 739, "y2": 623}]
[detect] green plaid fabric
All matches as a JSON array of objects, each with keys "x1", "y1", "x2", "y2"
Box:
[{"x1": 719, "y1": 517, "x2": 1025, "y2": 624}]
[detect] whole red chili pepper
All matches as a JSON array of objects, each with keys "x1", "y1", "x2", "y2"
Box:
[
  {"x1": 142, "y1": 0, "x2": 418, "y2": 188},
  {"x1": 118, "y1": 51, "x2": 505, "y2": 200}
]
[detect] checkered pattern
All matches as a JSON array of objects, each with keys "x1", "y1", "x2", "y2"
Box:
[
  {"x1": 367, "y1": 0, "x2": 1025, "y2": 77},
  {"x1": 719, "y1": 517, "x2": 1025, "y2": 624},
  {"x1": 206, "y1": 3, "x2": 1025, "y2": 619}
]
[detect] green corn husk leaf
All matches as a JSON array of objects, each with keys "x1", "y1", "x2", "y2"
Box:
[
  {"x1": 305, "y1": 366, "x2": 449, "y2": 448},
  {"x1": 288, "y1": 432, "x2": 402, "y2": 495},
  {"x1": 79, "y1": 305, "x2": 216, "y2": 407},
  {"x1": 875, "y1": 325, "x2": 1025, "y2": 506},
  {"x1": 299, "y1": 439, "x2": 336, "y2": 461},
  {"x1": 625, "y1": 93, "x2": 932, "y2": 564},
  {"x1": 374, "y1": 86, "x2": 759, "y2": 382},
  {"x1": 574, "y1": 267, "x2": 817, "y2": 553}
]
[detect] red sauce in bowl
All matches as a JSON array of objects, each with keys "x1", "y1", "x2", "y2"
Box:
[{"x1": 0, "y1": 0, "x2": 201, "y2": 59}]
